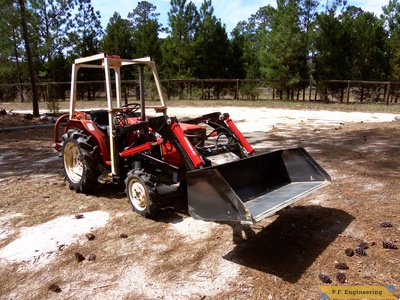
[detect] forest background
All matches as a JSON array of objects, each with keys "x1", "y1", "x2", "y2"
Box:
[{"x1": 2, "y1": 0, "x2": 400, "y2": 115}]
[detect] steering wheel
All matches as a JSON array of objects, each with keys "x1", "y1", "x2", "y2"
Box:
[{"x1": 122, "y1": 102, "x2": 141, "y2": 113}]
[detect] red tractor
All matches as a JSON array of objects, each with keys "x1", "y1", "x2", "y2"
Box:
[{"x1": 54, "y1": 54, "x2": 331, "y2": 224}]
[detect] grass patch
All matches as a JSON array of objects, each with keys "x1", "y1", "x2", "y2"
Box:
[
  {"x1": 1, "y1": 99, "x2": 399, "y2": 114},
  {"x1": 167, "y1": 99, "x2": 400, "y2": 113}
]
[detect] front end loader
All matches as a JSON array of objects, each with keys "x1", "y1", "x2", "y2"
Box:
[{"x1": 54, "y1": 54, "x2": 331, "y2": 224}]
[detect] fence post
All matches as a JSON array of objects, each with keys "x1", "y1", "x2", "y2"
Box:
[
  {"x1": 346, "y1": 81, "x2": 350, "y2": 103},
  {"x1": 46, "y1": 83, "x2": 49, "y2": 102},
  {"x1": 360, "y1": 86, "x2": 364, "y2": 102},
  {"x1": 201, "y1": 80, "x2": 204, "y2": 100},
  {"x1": 235, "y1": 79, "x2": 239, "y2": 100},
  {"x1": 167, "y1": 80, "x2": 170, "y2": 100},
  {"x1": 385, "y1": 82, "x2": 391, "y2": 106},
  {"x1": 272, "y1": 81, "x2": 275, "y2": 100}
]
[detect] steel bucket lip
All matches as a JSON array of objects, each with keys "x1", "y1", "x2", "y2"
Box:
[{"x1": 246, "y1": 180, "x2": 331, "y2": 222}]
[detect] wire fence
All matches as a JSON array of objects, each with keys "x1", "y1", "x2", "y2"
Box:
[{"x1": 1, "y1": 79, "x2": 400, "y2": 106}]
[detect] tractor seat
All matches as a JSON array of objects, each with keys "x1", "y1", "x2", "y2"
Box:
[{"x1": 90, "y1": 110, "x2": 109, "y2": 133}]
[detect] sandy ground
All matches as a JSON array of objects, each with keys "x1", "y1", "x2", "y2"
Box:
[{"x1": 0, "y1": 107, "x2": 400, "y2": 299}]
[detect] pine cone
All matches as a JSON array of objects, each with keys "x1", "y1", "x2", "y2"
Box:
[
  {"x1": 358, "y1": 241, "x2": 369, "y2": 249},
  {"x1": 319, "y1": 273, "x2": 332, "y2": 284},
  {"x1": 345, "y1": 248, "x2": 354, "y2": 257},
  {"x1": 86, "y1": 233, "x2": 95, "y2": 241},
  {"x1": 74, "y1": 252, "x2": 85, "y2": 262},
  {"x1": 48, "y1": 284, "x2": 61, "y2": 293},
  {"x1": 382, "y1": 241, "x2": 398, "y2": 249},
  {"x1": 75, "y1": 213, "x2": 84, "y2": 219},
  {"x1": 355, "y1": 246, "x2": 367, "y2": 256},
  {"x1": 379, "y1": 221, "x2": 393, "y2": 228},
  {"x1": 336, "y1": 272, "x2": 346, "y2": 283},
  {"x1": 335, "y1": 262, "x2": 349, "y2": 270},
  {"x1": 120, "y1": 233, "x2": 128, "y2": 238}
]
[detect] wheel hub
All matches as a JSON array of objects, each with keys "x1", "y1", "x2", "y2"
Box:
[
  {"x1": 64, "y1": 142, "x2": 84, "y2": 183},
  {"x1": 131, "y1": 182, "x2": 146, "y2": 209}
]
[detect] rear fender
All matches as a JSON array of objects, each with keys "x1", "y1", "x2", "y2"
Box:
[
  {"x1": 65, "y1": 119, "x2": 110, "y2": 164},
  {"x1": 53, "y1": 114, "x2": 69, "y2": 151}
]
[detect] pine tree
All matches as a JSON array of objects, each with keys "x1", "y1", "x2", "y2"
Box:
[
  {"x1": 257, "y1": 0, "x2": 308, "y2": 98},
  {"x1": 30, "y1": 0, "x2": 75, "y2": 80},
  {"x1": 127, "y1": 1, "x2": 163, "y2": 63},
  {"x1": 383, "y1": 0, "x2": 400, "y2": 80},
  {"x1": 0, "y1": 1, "x2": 24, "y2": 86},
  {"x1": 341, "y1": 7, "x2": 387, "y2": 81},
  {"x1": 17, "y1": 0, "x2": 40, "y2": 116},
  {"x1": 67, "y1": 0, "x2": 103, "y2": 100},
  {"x1": 68, "y1": 0, "x2": 102, "y2": 58},
  {"x1": 102, "y1": 12, "x2": 133, "y2": 59},
  {"x1": 162, "y1": 0, "x2": 199, "y2": 78},
  {"x1": 193, "y1": 0, "x2": 231, "y2": 79}
]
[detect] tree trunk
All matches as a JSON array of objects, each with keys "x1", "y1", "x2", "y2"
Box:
[
  {"x1": 18, "y1": 0, "x2": 39, "y2": 117},
  {"x1": 12, "y1": 28, "x2": 25, "y2": 102}
]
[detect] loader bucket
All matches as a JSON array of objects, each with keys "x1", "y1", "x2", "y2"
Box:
[{"x1": 187, "y1": 148, "x2": 331, "y2": 224}]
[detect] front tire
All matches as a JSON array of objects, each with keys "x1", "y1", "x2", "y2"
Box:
[
  {"x1": 125, "y1": 171, "x2": 158, "y2": 217},
  {"x1": 62, "y1": 130, "x2": 100, "y2": 192}
]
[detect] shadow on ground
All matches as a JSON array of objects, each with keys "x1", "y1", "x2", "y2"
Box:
[{"x1": 223, "y1": 205, "x2": 354, "y2": 283}]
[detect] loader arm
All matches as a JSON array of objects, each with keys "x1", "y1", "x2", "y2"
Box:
[
  {"x1": 148, "y1": 115, "x2": 205, "y2": 171},
  {"x1": 179, "y1": 112, "x2": 254, "y2": 157}
]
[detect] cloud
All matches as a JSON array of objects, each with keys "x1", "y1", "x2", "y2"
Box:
[
  {"x1": 213, "y1": 0, "x2": 271, "y2": 33},
  {"x1": 351, "y1": 0, "x2": 386, "y2": 15}
]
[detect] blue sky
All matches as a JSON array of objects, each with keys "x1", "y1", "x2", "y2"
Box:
[{"x1": 91, "y1": 0, "x2": 389, "y2": 36}]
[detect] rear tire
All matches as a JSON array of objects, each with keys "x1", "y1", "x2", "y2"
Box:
[
  {"x1": 125, "y1": 171, "x2": 158, "y2": 217},
  {"x1": 62, "y1": 130, "x2": 100, "y2": 192}
]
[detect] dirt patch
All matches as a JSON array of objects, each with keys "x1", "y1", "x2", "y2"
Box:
[
  {"x1": 0, "y1": 112, "x2": 56, "y2": 129},
  {"x1": 0, "y1": 109, "x2": 400, "y2": 299}
]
